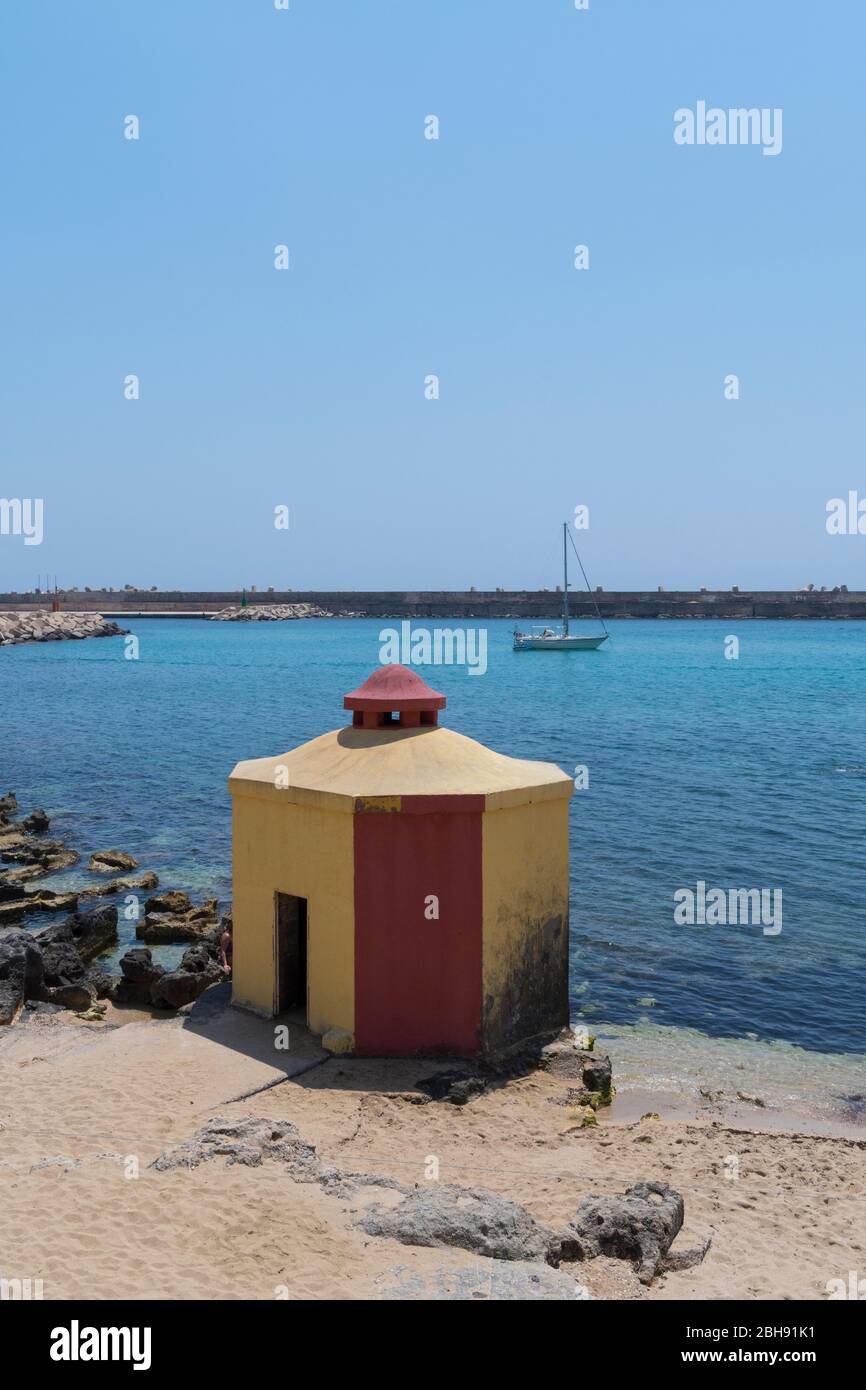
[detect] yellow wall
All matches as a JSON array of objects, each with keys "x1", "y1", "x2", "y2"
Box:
[
  {"x1": 231, "y1": 793, "x2": 355, "y2": 1035},
  {"x1": 481, "y1": 796, "x2": 571, "y2": 1055}
]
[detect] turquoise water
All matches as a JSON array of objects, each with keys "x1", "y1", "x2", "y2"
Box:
[{"x1": 3, "y1": 618, "x2": 866, "y2": 1058}]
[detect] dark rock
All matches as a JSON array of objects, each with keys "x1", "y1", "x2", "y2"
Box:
[
  {"x1": 39, "y1": 931, "x2": 87, "y2": 986},
  {"x1": 87, "y1": 969, "x2": 119, "y2": 1001},
  {"x1": 119, "y1": 947, "x2": 164, "y2": 984},
  {"x1": 0, "y1": 929, "x2": 46, "y2": 995},
  {"x1": 48, "y1": 981, "x2": 97, "y2": 1012},
  {"x1": 89, "y1": 849, "x2": 139, "y2": 874},
  {"x1": 0, "y1": 793, "x2": 18, "y2": 816},
  {"x1": 180, "y1": 942, "x2": 219, "y2": 973},
  {"x1": 581, "y1": 1053, "x2": 613, "y2": 1095},
  {"x1": 0, "y1": 978, "x2": 24, "y2": 1026},
  {"x1": 36, "y1": 905, "x2": 117, "y2": 964},
  {"x1": 22, "y1": 809, "x2": 50, "y2": 834},
  {"x1": 150, "y1": 966, "x2": 220, "y2": 1010},
  {"x1": 360, "y1": 1185, "x2": 559, "y2": 1264},
  {"x1": 565, "y1": 1181, "x2": 710, "y2": 1284},
  {"x1": 115, "y1": 947, "x2": 165, "y2": 1004},
  {"x1": 416, "y1": 1069, "x2": 488, "y2": 1105}
]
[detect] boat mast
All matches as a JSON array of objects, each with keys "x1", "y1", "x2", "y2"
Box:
[{"x1": 562, "y1": 521, "x2": 569, "y2": 636}]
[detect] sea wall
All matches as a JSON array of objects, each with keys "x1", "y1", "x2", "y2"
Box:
[{"x1": 1, "y1": 589, "x2": 864, "y2": 619}]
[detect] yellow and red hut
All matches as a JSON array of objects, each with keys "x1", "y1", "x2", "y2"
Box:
[{"x1": 228, "y1": 665, "x2": 573, "y2": 1058}]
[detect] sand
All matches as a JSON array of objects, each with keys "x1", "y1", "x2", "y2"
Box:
[{"x1": 1, "y1": 993, "x2": 864, "y2": 1301}]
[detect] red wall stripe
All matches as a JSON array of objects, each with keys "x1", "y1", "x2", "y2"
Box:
[{"x1": 354, "y1": 810, "x2": 483, "y2": 1056}]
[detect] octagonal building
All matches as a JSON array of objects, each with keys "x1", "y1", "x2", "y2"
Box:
[{"x1": 228, "y1": 665, "x2": 573, "y2": 1059}]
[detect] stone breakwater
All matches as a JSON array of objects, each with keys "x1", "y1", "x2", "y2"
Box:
[
  {"x1": 0, "y1": 610, "x2": 127, "y2": 646},
  {"x1": 207, "y1": 603, "x2": 361, "y2": 621}
]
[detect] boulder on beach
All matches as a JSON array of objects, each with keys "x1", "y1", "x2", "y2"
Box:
[
  {"x1": 88, "y1": 849, "x2": 139, "y2": 874},
  {"x1": 565, "y1": 1181, "x2": 710, "y2": 1284},
  {"x1": 360, "y1": 1185, "x2": 560, "y2": 1265}
]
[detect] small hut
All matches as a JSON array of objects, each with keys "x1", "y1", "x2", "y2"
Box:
[{"x1": 228, "y1": 665, "x2": 572, "y2": 1058}]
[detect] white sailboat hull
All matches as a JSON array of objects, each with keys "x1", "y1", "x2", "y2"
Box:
[{"x1": 513, "y1": 633, "x2": 608, "y2": 651}]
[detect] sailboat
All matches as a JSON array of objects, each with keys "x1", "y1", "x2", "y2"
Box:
[{"x1": 513, "y1": 523, "x2": 609, "y2": 651}]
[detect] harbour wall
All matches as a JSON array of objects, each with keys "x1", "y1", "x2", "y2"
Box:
[{"x1": 1, "y1": 589, "x2": 864, "y2": 619}]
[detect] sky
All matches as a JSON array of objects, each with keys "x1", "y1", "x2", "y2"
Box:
[{"x1": 1, "y1": 0, "x2": 864, "y2": 593}]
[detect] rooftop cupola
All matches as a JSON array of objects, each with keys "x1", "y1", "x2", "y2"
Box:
[{"x1": 343, "y1": 664, "x2": 446, "y2": 729}]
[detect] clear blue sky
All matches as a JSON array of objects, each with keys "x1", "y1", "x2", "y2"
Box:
[{"x1": 1, "y1": 1, "x2": 864, "y2": 592}]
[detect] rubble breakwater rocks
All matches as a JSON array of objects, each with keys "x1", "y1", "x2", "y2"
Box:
[
  {"x1": 0, "y1": 611, "x2": 128, "y2": 646},
  {"x1": 207, "y1": 603, "x2": 362, "y2": 621}
]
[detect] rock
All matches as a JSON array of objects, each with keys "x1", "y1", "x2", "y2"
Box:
[
  {"x1": 2, "y1": 838, "x2": 74, "y2": 867},
  {"x1": 180, "y1": 942, "x2": 219, "y2": 973},
  {"x1": 22, "y1": 809, "x2": 50, "y2": 834},
  {"x1": 150, "y1": 966, "x2": 220, "y2": 1010},
  {"x1": 376, "y1": 1260, "x2": 592, "y2": 1301},
  {"x1": 145, "y1": 891, "x2": 192, "y2": 915},
  {"x1": 36, "y1": 905, "x2": 118, "y2": 963},
  {"x1": 322, "y1": 1027, "x2": 355, "y2": 1055},
  {"x1": 416, "y1": 1069, "x2": 487, "y2": 1105},
  {"x1": 137, "y1": 896, "x2": 219, "y2": 944},
  {"x1": 537, "y1": 1033, "x2": 614, "y2": 1104},
  {"x1": 151, "y1": 1116, "x2": 320, "y2": 1176},
  {"x1": 0, "y1": 930, "x2": 45, "y2": 1022},
  {"x1": 565, "y1": 1181, "x2": 710, "y2": 1284},
  {"x1": 78, "y1": 871, "x2": 158, "y2": 900},
  {"x1": 0, "y1": 849, "x2": 79, "y2": 888},
  {"x1": 0, "y1": 793, "x2": 18, "y2": 816},
  {"x1": 360, "y1": 1185, "x2": 560, "y2": 1264},
  {"x1": 115, "y1": 947, "x2": 165, "y2": 1004},
  {"x1": 87, "y1": 969, "x2": 119, "y2": 1001},
  {"x1": 89, "y1": 849, "x2": 139, "y2": 874},
  {"x1": 38, "y1": 931, "x2": 87, "y2": 986},
  {"x1": 0, "y1": 612, "x2": 127, "y2": 647},
  {"x1": 0, "y1": 979, "x2": 24, "y2": 1026},
  {"x1": 48, "y1": 981, "x2": 97, "y2": 1012},
  {"x1": 119, "y1": 947, "x2": 164, "y2": 984}
]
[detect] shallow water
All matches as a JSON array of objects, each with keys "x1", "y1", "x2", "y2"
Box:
[{"x1": 3, "y1": 617, "x2": 865, "y2": 1078}]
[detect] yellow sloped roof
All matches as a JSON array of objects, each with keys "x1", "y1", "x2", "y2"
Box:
[{"x1": 228, "y1": 725, "x2": 572, "y2": 812}]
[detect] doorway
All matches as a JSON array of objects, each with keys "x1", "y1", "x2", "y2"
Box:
[{"x1": 274, "y1": 892, "x2": 308, "y2": 1018}]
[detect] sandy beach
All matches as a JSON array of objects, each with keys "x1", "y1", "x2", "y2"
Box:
[{"x1": 2, "y1": 991, "x2": 864, "y2": 1302}]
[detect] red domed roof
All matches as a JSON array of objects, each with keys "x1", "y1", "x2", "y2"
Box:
[{"x1": 344, "y1": 665, "x2": 446, "y2": 728}]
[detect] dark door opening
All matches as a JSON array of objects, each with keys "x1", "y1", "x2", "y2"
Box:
[{"x1": 274, "y1": 892, "x2": 308, "y2": 1017}]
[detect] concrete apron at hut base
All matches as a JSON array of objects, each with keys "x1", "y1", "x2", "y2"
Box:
[{"x1": 228, "y1": 665, "x2": 573, "y2": 1059}]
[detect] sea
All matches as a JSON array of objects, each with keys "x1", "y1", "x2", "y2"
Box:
[{"x1": 3, "y1": 617, "x2": 865, "y2": 1123}]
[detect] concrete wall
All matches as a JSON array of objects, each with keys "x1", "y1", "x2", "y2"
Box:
[
  {"x1": 3, "y1": 588, "x2": 865, "y2": 618},
  {"x1": 230, "y1": 794, "x2": 355, "y2": 1034}
]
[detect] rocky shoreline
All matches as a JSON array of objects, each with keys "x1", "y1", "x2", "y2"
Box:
[
  {"x1": 0, "y1": 610, "x2": 128, "y2": 646},
  {"x1": 0, "y1": 792, "x2": 229, "y2": 1024}
]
